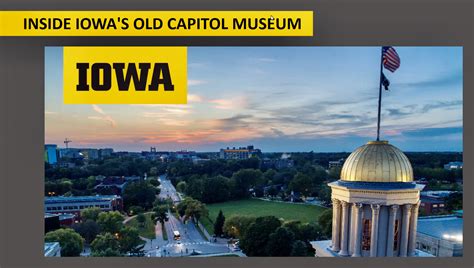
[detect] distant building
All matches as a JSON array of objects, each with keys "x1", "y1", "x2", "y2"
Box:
[
  {"x1": 44, "y1": 195, "x2": 123, "y2": 218},
  {"x1": 172, "y1": 150, "x2": 197, "y2": 161},
  {"x1": 44, "y1": 144, "x2": 58, "y2": 164},
  {"x1": 219, "y1": 145, "x2": 262, "y2": 160},
  {"x1": 262, "y1": 153, "x2": 294, "y2": 170},
  {"x1": 99, "y1": 148, "x2": 114, "y2": 158},
  {"x1": 58, "y1": 148, "x2": 104, "y2": 160},
  {"x1": 416, "y1": 214, "x2": 463, "y2": 257},
  {"x1": 44, "y1": 213, "x2": 60, "y2": 234},
  {"x1": 94, "y1": 176, "x2": 141, "y2": 195},
  {"x1": 328, "y1": 158, "x2": 345, "y2": 169},
  {"x1": 444, "y1": 162, "x2": 463, "y2": 170},
  {"x1": 45, "y1": 213, "x2": 76, "y2": 228},
  {"x1": 420, "y1": 191, "x2": 454, "y2": 215},
  {"x1": 44, "y1": 242, "x2": 61, "y2": 257}
]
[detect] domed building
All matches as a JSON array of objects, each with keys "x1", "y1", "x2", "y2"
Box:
[{"x1": 312, "y1": 140, "x2": 425, "y2": 257}]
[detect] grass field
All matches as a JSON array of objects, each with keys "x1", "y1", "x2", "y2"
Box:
[
  {"x1": 125, "y1": 213, "x2": 156, "y2": 239},
  {"x1": 201, "y1": 199, "x2": 327, "y2": 235}
]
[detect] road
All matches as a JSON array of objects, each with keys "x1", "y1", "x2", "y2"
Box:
[
  {"x1": 158, "y1": 175, "x2": 181, "y2": 203},
  {"x1": 146, "y1": 175, "x2": 233, "y2": 257}
]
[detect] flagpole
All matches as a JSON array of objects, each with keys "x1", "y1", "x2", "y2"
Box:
[{"x1": 376, "y1": 47, "x2": 384, "y2": 141}]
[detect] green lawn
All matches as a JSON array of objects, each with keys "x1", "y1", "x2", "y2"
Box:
[
  {"x1": 125, "y1": 213, "x2": 156, "y2": 239},
  {"x1": 202, "y1": 199, "x2": 327, "y2": 235}
]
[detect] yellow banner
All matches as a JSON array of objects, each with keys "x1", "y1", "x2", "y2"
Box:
[
  {"x1": 63, "y1": 47, "x2": 187, "y2": 104},
  {"x1": 0, "y1": 11, "x2": 313, "y2": 36}
]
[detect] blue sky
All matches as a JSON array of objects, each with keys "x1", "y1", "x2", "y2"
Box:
[{"x1": 45, "y1": 47, "x2": 463, "y2": 152}]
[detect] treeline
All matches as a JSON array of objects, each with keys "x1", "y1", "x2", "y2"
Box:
[
  {"x1": 217, "y1": 210, "x2": 333, "y2": 256},
  {"x1": 45, "y1": 157, "x2": 167, "y2": 180},
  {"x1": 169, "y1": 158, "x2": 340, "y2": 205}
]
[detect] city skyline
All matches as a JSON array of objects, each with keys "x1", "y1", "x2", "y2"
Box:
[{"x1": 45, "y1": 47, "x2": 463, "y2": 152}]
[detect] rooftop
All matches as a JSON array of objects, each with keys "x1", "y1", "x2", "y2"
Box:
[
  {"x1": 417, "y1": 215, "x2": 463, "y2": 243},
  {"x1": 45, "y1": 195, "x2": 120, "y2": 204},
  {"x1": 340, "y1": 140, "x2": 413, "y2": 183},
  {"x1": 44, "y1": 242, "x2": 60, "y2": 257}
]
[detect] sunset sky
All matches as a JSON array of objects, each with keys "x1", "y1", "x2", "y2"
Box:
[{"x1": 45, "y1": 47, "x2": 462, "y2": 152}]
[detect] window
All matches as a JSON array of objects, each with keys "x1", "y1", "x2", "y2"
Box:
[
  {"x1": 47, "y1": 207, "x2": 52, "y2": 211},
  {"x1": 439, "y1": 204, "x2": 445, "y2": 207},
  {"x1": 433, "y1": 204, "x2": 438, "y2": 208},
  {"x1": 393, "y1": 220, "x2": 400, "y2": 251},
  {"x1": 79, "y1": 206, "x2": 84, "y2": 209},
  {"x1": 362, "y1": 219, "x2": 371, "y2": 250}
]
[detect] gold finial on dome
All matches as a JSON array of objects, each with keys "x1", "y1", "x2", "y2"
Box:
[{"x1": 340, "y1": 140, "x2": 413, "y2": 183}]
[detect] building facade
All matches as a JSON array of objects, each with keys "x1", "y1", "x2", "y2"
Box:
[
  {"x1": 44, "y1": 144, "x2": 58, "y2": 164},
  {"x1": 219, "y1": 145, "x2": 262, "y2": 160},
  {"x1": 416, "y1": 214, "x2": 463, "y2": 257},
  {"x1": 312, "y1": 140, "x2": 425, "y2": 257},
  {"x1": 44, "y1": 195, "x2": 123, "y2": 217}
]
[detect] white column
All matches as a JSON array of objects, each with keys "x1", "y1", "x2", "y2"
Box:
[
  {"x1": 399, "y1": 204, "x2": 412, "y2": 257},
  {"x1": 386, "y1": 205, "x2": 399, "y2": 257},
  {"x1": 339, "y1": 201, "x2": 350, "y2": 256},
  {"x1": 369, "y1": 204, "x2": 380, "y2": 257},
  {"x1": 351, "y1": 203, "x2": 363, "y2": 257},
  {"x1": 331, "y1": 198, "x2": 341, "y2": 252},
  {"x1": 408, "y1": 202, "x2": 420, "y2": 256}
]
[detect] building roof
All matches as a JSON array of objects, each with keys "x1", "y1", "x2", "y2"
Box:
[
  {"x1": 333, "y1": 180, "x2": 420, "y2": 190},
  {"x1": 44, "y1": 242, "x2": 60, "y2": 256},
  {"x1": 417, "y1": 215, "x2": 463, "y2": 243},
  {"x1": 340, "y1": 140, "x2": 413, "y2": 183},
  {"x1": 45, "y1": 195, "x2": 120, "y2": 204}
]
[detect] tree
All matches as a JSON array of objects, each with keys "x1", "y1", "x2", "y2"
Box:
[
  {"x1": 240, "y1": 216, "x2": 281, "y2": 256},
  {"x1": 185, "y1": 176, "x2": 205, "y2": 200},
  {"x1": 291, "y1": 240, "x2": 314, "y2": 256},
  {"x1": 136, "y1": 213, "x2": 147, "y2": 227},
  {"x1": 152, "y1": 205, "x2": 169, "y2": 225},
  {"x1": 289, "y1": 172, "x2": 313, "y2": 197},
  {"x1": 122, "y1": 181, "x2": 157, "y2": 210},
  {"x1": 318, "y1": 209, "x2": 332, "y2": 238},
  {"x1": 148, "y1": 177, "x2": 160, "y2": 187},
  {"x1": 45, "y1": 228, "x2": 84, "y2": 257},
  {"x1": 265, "y1": 227, "x2": 295, "y2": 256},
  {"x1": 317, "y1": 184, "x2": 332, "y2": 206},
  {"x1": 328, "y1": 167, "x2": 342, "y2": 181},
  {"x1": 127, "y1": 205, "x2": 144, "y2": 216},
  {"x1": 80, "y1": 207, "x2": 102, "y2": 222},
  {"x1": 97, "y1": 211, "x2": 124, "y2": 234},
  {"x1": 213, "y1": 210, "x2": 225, "y2": 237},
  {"x1": 223, "y1": 215, "x2": 256, "y2": 238},
  {"x1": 73, "y1": 219, "x2": 100, "y2": 244},
  {"x1": 177, "y1": 197, "x2": 208, "y2": 223},
  {"x1": 231, "y1": 169, "x2": 263, "y2": 198},
  {"x1": 445, "y1": 192, "x2": 463, "y2": 212},
  {"x1": 119, "y1": 226, "x2": 146, "y2": 255},
  {"x1": 91, "y1": 233, "x2": 121, "y2": 257},
  {"x1": 267, "y1": 185, "x2": 279, "y2": 197},
  {"x1": 176, "y1": 181, "x2": 187, "y2": 193},
  {"x1": 149, "y1": 167, "x2": 159, "y2": 177},
  {"x1": 201, "y1": 176, "x2": 232, "y2": 203}
]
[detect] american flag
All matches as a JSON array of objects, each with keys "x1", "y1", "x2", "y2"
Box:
[{"x1": 382, "y1": 46, "x2": 400, "y2": 72}]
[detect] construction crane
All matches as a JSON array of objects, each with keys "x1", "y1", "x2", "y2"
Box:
[{"x1": 64, "y1": 138, "x2": 72, "y2": 149}]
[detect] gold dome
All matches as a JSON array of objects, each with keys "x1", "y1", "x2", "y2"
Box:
[{"x1": 340, "y1": 140, "x2": 413, "y2": 183}]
